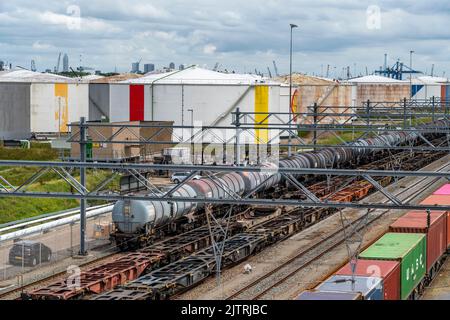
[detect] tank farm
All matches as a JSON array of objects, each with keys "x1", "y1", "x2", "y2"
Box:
[{"x1": 10, "y1": 116, "x2": 450, "y2": 301}]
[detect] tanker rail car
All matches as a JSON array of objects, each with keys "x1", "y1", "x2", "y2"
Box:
[{"x1": 111, "y1": 120, "x2": 450, "y2": 250}]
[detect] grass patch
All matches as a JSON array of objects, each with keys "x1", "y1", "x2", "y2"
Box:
[
  {"x1": 0, "y1": 144, "x2": 119, "y2": 224},
  {"x1": 0, "y1": 169, "x2": 119, "y2": 224},
  {"x1": 0, "y1": 144, "x2": 58, "y2": 161}
]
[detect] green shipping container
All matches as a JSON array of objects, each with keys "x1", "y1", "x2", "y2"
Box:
[{"x1": 359, "y1": 233, "x2": 426, "y2": 300}]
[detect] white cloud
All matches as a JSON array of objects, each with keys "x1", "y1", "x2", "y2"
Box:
[
  {"x1": 38, "y1": 10, "x2": 120, "y2": 33},
  {"x1": 32, "y1": 41, "x2": 53, "y2": 50},
  {"x1": 203, "y1": 44, "x2": 217, "y2": 55}
]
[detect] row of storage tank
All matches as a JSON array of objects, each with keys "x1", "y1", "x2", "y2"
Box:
[
  {"x1": 112, "y1": 119, "x2": 450, "y2": 235},
  {"x1": 297, "y1": 183, "x2": 450, "y2": 300}
]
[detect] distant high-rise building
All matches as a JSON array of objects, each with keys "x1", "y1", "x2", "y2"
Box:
[
  {"x1": 131, "y1": 62, "x2": 140, "y2": 73},
  {"x1": 63, "y1": 54, "x2": 69, "y2": 72},
  {"x1": 144, "y1": 63, "x2": 155, "y2": 73},
  {"x1": 179, "y1": 64, "x2": 185, "y2": 70},
  {"x1": 169, "y1": 62, "x2": 175, "y2": 70},
  {"x1": 0, "y1": 61, "x2": 4, "y2": 71}
]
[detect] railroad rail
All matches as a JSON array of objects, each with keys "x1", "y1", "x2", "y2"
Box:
[
  {"x1": 90, "y1": 149, "x2": 447, "y2": 301},
  {"x1": 0, "y1": 251, "x2": 121, "y2": 300},
  {"x1": 226, "y1": 160, "x2": 450, "y2": 300},
  {"x1": 16, "y1": 139, "x2": 446, "y2": 300}
]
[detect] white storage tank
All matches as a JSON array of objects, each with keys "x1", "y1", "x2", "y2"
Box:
[
  {"x1": 110, "y1": 66, "x2": 284, "y2": 146},
  {"x1": 0, "y1": 69, "x2": 89, "y2": 139}
]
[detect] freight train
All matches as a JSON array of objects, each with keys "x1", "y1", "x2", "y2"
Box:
[
  {"x1": 111, "y1": 119, "x2": 449, "y2": 250},
  {"x1": 297, "y1": 184, "x2": 450, "y2": 300}
]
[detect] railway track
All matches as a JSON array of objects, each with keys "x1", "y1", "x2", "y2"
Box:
[
  {"x1": 0, "y1": 251, "x2": 121, "y2": 300},
  {"x1": 8, "y1": 138, "x2": 447, "y2": 300},
  {"x1": 12, "y1": 160, "x2": 373, "y2": 300},
  {"x1": 225, "y1": 160, "x2": 450, "y2": 300},
  {"x1": 91, "y1": 151, "x2": 448, "y2": 301}
]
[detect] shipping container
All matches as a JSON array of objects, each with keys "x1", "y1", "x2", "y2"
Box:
[
  {"x1": 420, "y1": 195, "x2": 450, "y2": 247},
  {"x1": 389, "y1": 210, "x2": 447, "y2": 274},
  {"x1": 335, "y1": 259, "x2": 400, "y2": 300},
  {"x1": 433, "y1": 184, "x2": 450, "y2": 195},
  {"x1": 296, "y1": 290, "x2": 363, "y2": 300},
  {"x1": 359, "y1": 233, "x2": 426, "y2": 300},
  {"x1": 315, "y1": 275, "x2": 384, "y2": 300},
  {"x1": 420, "y1": 194, "x2": 450, "y2": 206}
]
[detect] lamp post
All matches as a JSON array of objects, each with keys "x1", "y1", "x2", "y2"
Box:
[
  {"x1": 288, "y1": 23, "x2": 298, "y2": 157},
  {"x1": 410, "y1": 50, "x2": 414, "y2": 99}
]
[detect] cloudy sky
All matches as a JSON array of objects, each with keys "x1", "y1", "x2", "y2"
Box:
[{"x1": 1, "y1": 0, "x2": 450, "y2": 77}]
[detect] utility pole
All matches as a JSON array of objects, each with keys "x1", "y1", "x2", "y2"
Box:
[
  {"x1": 79, "y1": 117, "x2": 87, "y2": 256},
  {"x1": 410, "y1": 50, "x2": 414, "y2": 99},
  {"x1": 288, "y1": 23, "x2": 298, "y2": 157}
]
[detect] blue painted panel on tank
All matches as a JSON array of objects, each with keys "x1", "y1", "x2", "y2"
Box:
[
  {"x1": 412, "y1": 85, "x2": 424, "y2": 97},
  {"x1": 316, "y1": 275, "x2": 384, "y2": 300}
]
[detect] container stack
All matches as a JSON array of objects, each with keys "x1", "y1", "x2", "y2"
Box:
[{"x1": 297, "y1": 183, "x2": 450, "y2": 300}]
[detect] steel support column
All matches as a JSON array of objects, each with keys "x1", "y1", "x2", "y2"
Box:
[{"x1": 79, "y1": 117, "x2": 87, "y2": 256}]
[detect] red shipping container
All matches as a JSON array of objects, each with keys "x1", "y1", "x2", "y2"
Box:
[
  {"x1": 129, "y1": 85, "x2": 144, "y2": 121},
  {"x1": 433, "y1": 184, "x2": 450, "y2": 195},
  {"x1": 420, "y1": 195, "x2": 450, "y2": 248},
  {"x1": 335, "y1": 259, "x2": 400, "y2": 300},
  {"x1": 420, "y1": 195, "x2": 450, "y2": 206},
  {"x1": 389, "y1": 210, "x2": 447, "y2": 273}
]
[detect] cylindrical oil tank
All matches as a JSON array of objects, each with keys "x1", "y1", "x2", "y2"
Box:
[
  {"x1": 218, "y1": 173, "x2": 242, "y2": 195},
  {"x1": 112, "y1": 198, "x2": 172, "y2": 233},
  {"x1": 112, "y1": 119, "x2": 442, "y2": 236},
  {"x1": 171, "y1": 184, "x2": 197, "y2": 219},
  {"x1": 315, "y1": 152, "x2": 327, "y2": 168},
  {"x1": 302, "y1": 153, "x2": 319, "y2": 168},
  {"x1": 237, "y1": 171, "x2": 262, "y2": 191},
  {"x1": 260, "y1": 162, "x2": 281, "y2": 189},
  {"x1": 227, "y1": 172, "x2": 246, "y2": 194},
  {"x1": 187, "y1": 179, "x2": 214, "y2": 198}
]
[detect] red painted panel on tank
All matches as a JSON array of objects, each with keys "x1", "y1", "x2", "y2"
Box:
[
  {"x1": 389, "y1": 210, "x2": 447, "y2": 272},
  {"x1": 129, "y1": 85, "x2": 144, "y2": 121},
  {"x1": 433, "y1": 184, "x2": 450, "y2": 195},
  {"x1": 335, "y1": 259, "x2": 400, "y2": 300}
]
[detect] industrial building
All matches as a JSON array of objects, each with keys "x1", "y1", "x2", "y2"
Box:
[
  {"x1": 411, "y1": 76, "x2": 450, "y2": 100},
  {"x1": 62, "y1": 54, "x2": 69, "y2": 73},
  {"x1": 346, "y1": 75, "x2": 411, "y2": 106},
  {"x1": 144, "y1": 64, "x2": 155, "y2": 74},
  {"x1": 0, "y1": 69, "x2": 88, "y2": 139},
  {"x1": 290, "y1": 74, "x2": 450, "y2": 125},
  {"x1": 70, "y1": 120, "x2": 173, "y2": 162}
]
